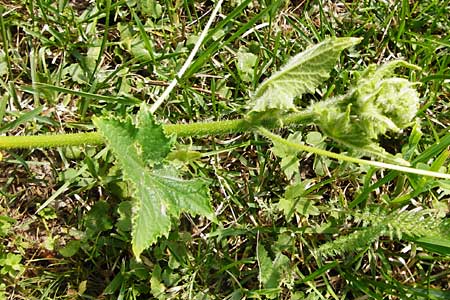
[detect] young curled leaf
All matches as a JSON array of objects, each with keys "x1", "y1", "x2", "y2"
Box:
[
  {"x1": 312, "y1": 60, "x2": 421, "y2": 160},
  {"x1": 352, "y1": 60, "x2": 421, "y2": 136}
]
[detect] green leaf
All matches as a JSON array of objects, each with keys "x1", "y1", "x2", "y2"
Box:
[
  {"x1": 257, "y1": 244, "x2": 276, "y2": 289},
  {"x1": 0, "y1": 215, "x2": 15, "y2": 237},
  {"x1": 103, "y1": 272, "x2": 125, "y2": 295},
  {"x1": 250, "y1": 37, "x2": 361, "y2": 112},
  {"x1": 257, "y1": 244, "x2": 289, "y2": 292},
  {"x1": 278, "y1": 181, "x2": 320, "y2": 221},
  {"x1": 118, "y1": 23, "x2": 154, "y2": 62},
  {"x1": 270, "y1": 132, "x2": 302, "y2": 179},
  {"x1": 136, "y1": 105, "x2": 172, "y2": 164},
  {"x1": 85, "y1": 45, "x2": 101, "y2": 74},
  {"x1": 236, "y1": 47, "x2": 258, "y2": 82},
  {"x1": 59, "y1": 240, "x2": 81, "y2": 258},
  {"x1": 166, "y1": 149, "x2": 202, "y2": 162},
  {"x1": 138, "y1": 0, "x2": 163, "y2": 19},
  {"x1": 116, "y1": 201, "x2": 133, "y2": 232},
  {"x1": 93, "y1": 106, "x2": 214, "y2": 259},
  {"x1": 0, "y1": 253, "x2": 24, "y2": 276},
  {"x1": 413, "y1": 236, "x2": 450, "y2": 255},
  {"x1": 305, "y1": 131, "x2": 323, "y2": 146},
  {"x1": 150, "y1": 264, "x2": 166, "y2": 298},
  {"x1": 131, "y1": 167, "x2": 212, "y2": 257},
  {"x1": 84, "y1": 201, "x2": 113, "y2": 238},
  {"x1": 312, "y1": 60, "x2": 421, "y2": 162}
]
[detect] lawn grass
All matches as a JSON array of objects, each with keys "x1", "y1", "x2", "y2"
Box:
[{"x1": 0, "y1": 0, "x2": 449, "y2": 299}]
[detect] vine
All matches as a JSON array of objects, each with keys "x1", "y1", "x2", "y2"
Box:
[{"x1": 2, "y1": 37, "x2": 449, "y2": 260}]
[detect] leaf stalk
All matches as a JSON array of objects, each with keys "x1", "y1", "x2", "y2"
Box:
[{"x1": 257, "y1": 127, "x2": 450, "y2": 180}]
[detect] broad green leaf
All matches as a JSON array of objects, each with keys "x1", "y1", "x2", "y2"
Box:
[
  {"x1": 305, "y1": 131, "x2": 331, "y2": 176},
  {"x1": 85, "y1": 45, "x2": 101, "y2": 74},
  {"x1": 84, "y1": 201, "x2": 113, "y2": 238},
  {"x1": 0, "y1": 253, "x2": 24, "y2": 276},
  {"x1": 116, "y1": 201, "x2": 133, "y2": 232},
  {"x1": 250, "y1": 37, "x2": 361, "y2": 112},
  {"x1": 132, "y1": 167, "x2": 212, "y2": 257},
  {"x1": 257, "y1": 244, "x2": 276, "y2": 289},
  {"x1": 305, "y1": 131, "x2": 323, "y2": 146},
  {"x1": 150, "y1": 264, "x2": 166, "y2": 298},
  {"x1": 93, "y1": 107, "x2": 214, "y2": 259},
  {"x1": 136, "y1": 105, "x2": 172, "y2": 164},
  {"x1": 138, "y1": 0, "x2": 163, "y2": 19}
]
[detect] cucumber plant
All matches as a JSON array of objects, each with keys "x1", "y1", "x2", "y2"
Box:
[{"x1": 0, "y1": 37, "x2": 449, "y2": 260}]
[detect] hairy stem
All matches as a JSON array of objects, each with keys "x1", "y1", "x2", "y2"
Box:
[
  {"x1": 258, "y1": 127, "x2": 450, "y2": 180},
  {"x1": 0, "y1": 111, "x2": 314, "y2": 150},
  {"x1": 0, "y1": 132, "x2": 104, "y2": 149}
]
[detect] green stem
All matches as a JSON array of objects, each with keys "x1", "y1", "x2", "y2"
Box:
[
  {"x1": 0, "y1": 132, "x2": 104, "y2": 149},
  {"x1": 258, "y1": 127, "x2": 450, "y2": 180},
  {"x1": 0, "y1": 112, "x2": 315, "y2": 150}
]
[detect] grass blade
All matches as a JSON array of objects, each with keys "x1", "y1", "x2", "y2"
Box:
[{"x1": 22, "y1": 83, "x2": 141, "y2": 105}]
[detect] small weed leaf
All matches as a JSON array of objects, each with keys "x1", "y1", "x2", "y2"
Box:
[
  {"x1": 137, "y1": 0, "x2": 163, "y2": 19},
  {"x1": 270, "y1": 132, "x2": 303, "y2": 179},
  {"x1": 278, "y1": 180, "x2": 320, "y2": 221},
  {"x1": 84, "y1": 201, "x2": 113, "y2": 238},
  {"x1": 116, "y1": 201, "x2": 133, "y2": 232},
  {"x1": 0, "y1": 216, "x2": 15, "y2": 237},
  {"x1": 0, "y1": 253, "x2": 24, "y2": 276},
  {"x1": 59, "y1": 240, "x2": 81, "y2": 258},
  {"x1": 236, "y1": 47, "x2": 258, "y2": 82},
  {"x1": 93, "y1": 107, "x2": 214, "y2": 259},
  {"x1": 257, "y1": 244, "x2": 290, "y2": 295},
  {"x1": 250, "y1": 37, "x2": 361, "y2": 113}
]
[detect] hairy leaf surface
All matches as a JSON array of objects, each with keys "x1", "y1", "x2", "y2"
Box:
[
  {"x1": 250, "y1": 37, "x2": 361, "y2": 112},
  {"x1": 135, "y1": 105, "x2": 172, "y2": 164},
  {"x1": 311, "y1": 60, "x2": 421, "y2": 163},
  {"x1": 93, "y1": 109, "x2": 213, "y2": 258}
]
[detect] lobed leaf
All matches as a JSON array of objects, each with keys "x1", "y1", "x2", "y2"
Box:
[
  {"x1": 250, "y1": 37, "x2": 362, "y2": 112},
  {"x1": 93, "y1": 106, "x2": 214, "y2": 259}
]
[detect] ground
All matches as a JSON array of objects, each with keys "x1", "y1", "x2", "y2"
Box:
[{"x1": 0, "y1": 1, "x2": 449, "y2": 299}]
